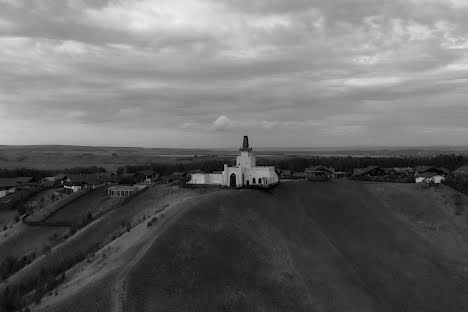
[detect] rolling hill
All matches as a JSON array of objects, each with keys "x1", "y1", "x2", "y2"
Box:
[{"x1": 34, "y1": 180, "x2": 468, "y2": 312}]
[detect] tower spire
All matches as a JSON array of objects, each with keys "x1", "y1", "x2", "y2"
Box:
[{"x1": 240, "y1": 135, "x2": 252, "y2": 152}]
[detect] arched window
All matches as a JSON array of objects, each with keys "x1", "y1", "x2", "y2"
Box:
[
  {"x1": 246, "y1": 180, "x2": 249, "y2": 186},
  {"x1": 258, "y1": 178, "x2": 262, "y2": 184},
  {"x1": 252, "y1": 178, "x2": 256, "y2": 184}
]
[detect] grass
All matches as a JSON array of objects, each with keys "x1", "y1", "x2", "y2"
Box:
[
  {"x1": 46, "y1": 188, "x2": 120, "y2": 224},
  {"x1": 123, "y1": 181, "x2": 468, "y2": 312},
  {"x1": 7, "y1": 181, "x2": 468, "y2": 311}
]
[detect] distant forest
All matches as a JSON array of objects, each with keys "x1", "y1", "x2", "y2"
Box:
[
  {"x1": 120, "y1": 154, "x2": 468, "y2": 175},
  {"x1": 0, "y1": 154, "x2": 467, "y2": 179}
]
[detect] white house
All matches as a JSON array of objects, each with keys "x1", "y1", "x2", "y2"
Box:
[
  {"x1": 188, "y1": 136, "x2": 279, "y2": 188},
  {"x1": 415, "y1": 172, "x2": 445, "y2": 184}
]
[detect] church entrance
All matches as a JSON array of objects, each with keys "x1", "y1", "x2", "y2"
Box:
[{"x1": 230, "y1": 173, "x2": 236, "y2": 187}]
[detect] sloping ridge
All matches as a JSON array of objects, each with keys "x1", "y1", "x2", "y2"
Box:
[{"x1": 121, "y1": 181, "x2": 468, "y2": 312}]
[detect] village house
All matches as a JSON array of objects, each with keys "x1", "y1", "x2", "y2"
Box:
[
  {"x1": 41, "y1": 174, "x2": 68, "y2": 186},
  {"x1": 415, "y1": 166, "x2": 446, "y2": 176},
  {"x1": 0, "y1": 179, "x2": 18, "y2": 199},
  {"x1": 63, "y1": 173, "x2": 109, "y2": 193},
  {"x1": 415, "y1": 172, "x2": 446, "y2": 184},
  {"x1": 0, "y1": 177, "x2": 35, "y2": 198},
  {"x1": 305, "y1": 166, "x2": 335, "y2": 181},
  {"x1": 352, "y1": 166, "x2": 385, "y2": 177},
  {"x1": 188, "y1": 136, "x2": 279, "y2": 188}
]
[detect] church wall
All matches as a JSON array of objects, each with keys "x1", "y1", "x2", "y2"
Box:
[
  {"x1": 226, "y1": 167, "x2": 242, "y2": 187},
  {"x1": 188, "y1": 173, "x2": 223, "y2": 185},
  {"x1": 206, "y1": 174, "x2": 224, "y2": 185},
  {"x1": 243, "y1": 166, "x2": 278, "y2": 186}
]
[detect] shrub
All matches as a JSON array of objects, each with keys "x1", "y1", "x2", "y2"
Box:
[
  {"x1": 147, "y1": 221, "x2": 152, "y2": 227},
  {"x1": 126, "y1": 222, "x2": 132, "y2": 232}
]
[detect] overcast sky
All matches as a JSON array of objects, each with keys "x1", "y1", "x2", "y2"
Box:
[{"x1": 0, "y1": 0, "x2": 467, "y2": 148}]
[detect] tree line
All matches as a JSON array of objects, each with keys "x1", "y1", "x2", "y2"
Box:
[
  {"x1": 1, "y1": 154, "x2": 467, "y2": 179},
  {"x1": 118, "y1": 154, "x2": 468, "y2": 175}
]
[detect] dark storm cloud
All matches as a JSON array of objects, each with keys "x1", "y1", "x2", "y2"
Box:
[{"x1": 0, "y1": 0, "x2": 467, "y2": 147}]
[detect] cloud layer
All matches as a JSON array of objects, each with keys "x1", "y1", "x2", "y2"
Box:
[{"x1": 0, "y1": 0, "x2": 467, "y2": 147}]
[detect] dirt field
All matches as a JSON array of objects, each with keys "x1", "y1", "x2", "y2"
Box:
[{"x1": 27, "y1": 181, "x2": 468, "y2": 311}]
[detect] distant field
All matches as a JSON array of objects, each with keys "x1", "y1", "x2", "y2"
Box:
[{"x1": 0, "y1": 145, "x2": 467, "y2": 170}]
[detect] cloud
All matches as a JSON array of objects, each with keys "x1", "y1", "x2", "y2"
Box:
[
  {"x1": 212, "y1": 115, "x2": 234, "y2": 130},
  {"x1": 0, "y1": 0, "x2": 467, "y2": 147}
]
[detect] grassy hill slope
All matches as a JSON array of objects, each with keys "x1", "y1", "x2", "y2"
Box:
[{"x1": 124, "y1": 181, "x2": 468, "y2": 312}]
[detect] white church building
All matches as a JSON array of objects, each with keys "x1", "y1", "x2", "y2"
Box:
[{"x1": 188, "y1": 136, "x2": 279, "y2": 188}]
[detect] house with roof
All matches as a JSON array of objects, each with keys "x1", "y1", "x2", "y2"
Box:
[
  {"x1": 415, "y1": 172, "x2": 445, "y2": 184},
  {"x1": 41, "y1": 174, "x2": 68, "y2": 186},
  {"x1": 352, "y1": 166, "x2": 385, "y2": 177},
  {"x1": 415, "y1": 166, "x2": 446, "y2": 176},
  {"x1": 305, "y1": 166, "x2": 335, "y2": 180},
  {"x1": 64, "y1": 173, "x2": 108, "y2": 193},
  {"x1": 0, "y1": 179, "x2": 18, "y2": 199},
  {"x1": 383, "y1": 167, "x2": 415, "y2": 176},
  {"x1": 0, "y1": 177, "x2": 35, "y2": 198}
]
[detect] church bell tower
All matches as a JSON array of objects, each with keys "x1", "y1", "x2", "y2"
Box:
[{"x1": 237, "y1": 135, "x2": 256, "y2": 168}]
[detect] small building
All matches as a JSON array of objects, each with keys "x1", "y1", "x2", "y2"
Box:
[
  {"x1": 415, "y1": 172, "x2": 445, "y2": 184},
  {"x1": 305, "y1": 166, "x2": 335, "y2": 180},
  {"x1": 107, "y1": 185, "x2": 138, "y2": 197},
  {"x1": 64, "y1": 174, "x2": 108, "y2": 193},
  {"x1": 352, "y1": 166, "x2": 385, "y2": 177},
  {"x1": 415, "y1": 166, "x2": 445, "y2": 176},
  {"x1": 41, "y1": 174, "x2": 68, "y2": 186},
  {"x1": 15, "y1": 177, "x2": 34, "y2": 184},
  {"x1": 0, "y1": 178, "x2": 18, "y2": 199}
]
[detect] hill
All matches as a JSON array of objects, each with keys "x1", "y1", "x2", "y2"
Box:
[{"x1": 34, "y1": 181, "x2": 468, "y2": 312}]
